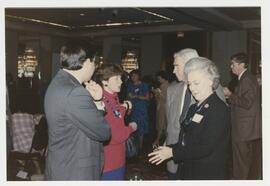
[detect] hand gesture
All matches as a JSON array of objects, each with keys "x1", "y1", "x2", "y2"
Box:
[
  {"x1": 85, "y1": 80, "x2": 103, "y2": 100},
  {"x1": 153, "y1": 88, "x2": 161, "y2": 93},
  {"x1": 128, "y1": 93, "x2": 137, "y2": 99},
  {"x1": 129, "y1": 122, "x2": 137, "y2": 131},
  {"x1": 122, "y1": 100, "x2": 132, "y2": 110},
  {"x1": 148, "y1": 146, "x2": 173, "y2": 165},
  {"x1": 223, "y1": 87, "x2": 232, "y2": 98},
  {"x1": 152, "y1": 140, "x2": 159, "y2": 150}
]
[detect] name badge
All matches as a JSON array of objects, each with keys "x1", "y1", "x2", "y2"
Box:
[{"x1": 192, "y1": 113, "x2": 204, "y2": 123}]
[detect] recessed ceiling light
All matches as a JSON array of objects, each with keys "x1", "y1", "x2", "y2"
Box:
[{"x1": 80, "y1": 13, "x2": 85, "y2": 16}]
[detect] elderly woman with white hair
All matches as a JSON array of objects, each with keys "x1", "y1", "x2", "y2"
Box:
[{"x1": 148, "y1": 57, "x2": 230, "y2": 180}]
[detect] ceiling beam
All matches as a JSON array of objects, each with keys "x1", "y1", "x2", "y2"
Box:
[
  {"x1": 174, "y1": 8, "x2": 243, "y2": 31},
  {"x1": 199, "y1": 8, "x2": 243, "y2": 30},
  {"x1": 6, "y1": 18, "x2": 202, "y2": 38},
  {"x1": 70, "y1": 24, "x2": 201, "y2": 37},
  {"x1": 241, "y1": 20, "x2": 260, "y2": 29},
  {"x1": 5, "y1": 19, "x2": 69, "y2": 37},
  {"x1": 143, "y1": 8, "x2": 223, "y2": 31}
]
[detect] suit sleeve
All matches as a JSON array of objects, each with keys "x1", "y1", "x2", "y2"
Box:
[
  {"x1": 165, "y1": 87, "x2": 171, "y2": 126},
  {"x1": 215, "y1": 84, "x2": 226, "y2": 103},
  {"x1": 171, "y1": 106, "x2": 229, "y2": 162},
  {"x1": 67, "y1": 87, "x2": 111, "y2": 142},
  {"x1": 230, "y1": 77, "x2": 258, "y2": 110}
]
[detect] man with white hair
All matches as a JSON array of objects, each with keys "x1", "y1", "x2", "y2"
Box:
[{"x1": 165, "y1": 48, "x2": 225, "y2": 179}]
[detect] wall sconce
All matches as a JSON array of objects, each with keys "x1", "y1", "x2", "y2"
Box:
[{"x1": 177, "y1": 32, "x2": 185, "y2": 38}]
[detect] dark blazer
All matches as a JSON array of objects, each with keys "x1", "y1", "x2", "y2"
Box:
[
  {"x1": 171, "y1": 93, "x2": 230, "y2": 180},
  {"x1": 230, "y1": 70, "x2": 261, "y2": 141},
  {"x1": 44, "y1": 69, "x2": 111, "y2": 180}
]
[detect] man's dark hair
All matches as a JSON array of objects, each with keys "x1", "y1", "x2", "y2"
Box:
[
  {"x1": 230, "y1": 52, "x2": 248, "y2": 68},
  {"x1": 156, "y1": 70, "x2": 169, "y2": 81},
  {"x1": 60, "y1": 40, "x2": 96, "y2": 70}
]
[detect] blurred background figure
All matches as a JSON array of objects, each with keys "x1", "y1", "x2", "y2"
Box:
[
  {"x1": 6, "y1": 73, "x2": 16, "y2": 113},
  {"x1": 152, "y1": 70, "x2": 170, "y2": 148},
  {"x1": 127, "y1": 69, "x2": 150, "y2": 155},
  {"x1": 6, "y1": 86, "x2": 13, "y2": 159}
]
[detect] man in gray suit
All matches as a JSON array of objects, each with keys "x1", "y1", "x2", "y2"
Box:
[
  {"x1": 165, "y1": 48, "x2": 226, "y2": 179},
  {"x1": 44, "y1": 41, "x2": 111, "y2": 180}
]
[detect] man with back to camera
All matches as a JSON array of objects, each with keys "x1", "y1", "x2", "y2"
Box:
[
  {"x1": 223, "y1": 52, "x2": 261, "y2": 179},
  {"x1": 165, "y1": 48, "x2": 226, "y2": 179},
  {"x1": 44, "y1": 41, "x2": 111, "y2": 180}
]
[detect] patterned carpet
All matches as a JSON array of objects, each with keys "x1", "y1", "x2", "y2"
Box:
[
  {"x1": 124, "y1": 133, "x2": 168, "y2": 181},
  {"x1": 125, "y1": 155, "x2": 168, "y2": 180},
  {"x1": 7, "y1": 152, "x2": 168, "y2": 181}
]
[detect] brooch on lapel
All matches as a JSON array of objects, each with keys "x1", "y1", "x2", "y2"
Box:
[
  {"x1": 204, "y1": 103, "x2": 209, "y2": 108},
  {"x1": 113, "y1": 110, "x2": 122, "y2": 118}
]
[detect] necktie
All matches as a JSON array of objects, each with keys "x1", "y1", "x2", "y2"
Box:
[{"x1": 179, "y1": 87, "x2": 191, "y2": 124}]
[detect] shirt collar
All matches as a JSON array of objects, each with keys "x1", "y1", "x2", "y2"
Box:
[
  {"x1": 103, "y1": 89, "x2": 117, "y2": 98},
  {"x1": 238, "y1": 69, "x2": 247, "y2": 80}
]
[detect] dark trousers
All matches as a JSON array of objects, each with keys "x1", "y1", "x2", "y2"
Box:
[
  {"x1": 232, "y1": 139, "x2": 262, "y2": 179},
  {"x1": 167, "y1": 171, "x2": 178, "y2": 180},
  {"x1": 6, "y1": 122, "x2": 13, "y2": 159}
]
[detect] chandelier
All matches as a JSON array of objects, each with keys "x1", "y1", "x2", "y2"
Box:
[
  {"x1": 121, "y1": 50, "x2": 139, "y2": 73},
  {"x1": 18, "y1": 47, "x2": 38, "y2": 78}
]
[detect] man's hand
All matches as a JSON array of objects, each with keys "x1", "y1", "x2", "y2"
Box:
[
  {"x1": 85, "y1": 80, "x2": 103, "y2": 100},
  {"x1": 223, "y1": 87, "x2": 232, "y2": 98}
]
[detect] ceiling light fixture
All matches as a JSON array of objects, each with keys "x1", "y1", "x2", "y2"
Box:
[
  {"x1": 134, "y1": 8, "x2": 174, "y2": 21},
  {"x1": 80, "y1": 13, "x2": 85, "y2": 16},
  {"x1": 6, "y1": 14, "x2": 71, "y2": 29},
  {"x1": 80, "y1": 20, "x2": 169, "y2": 28}
]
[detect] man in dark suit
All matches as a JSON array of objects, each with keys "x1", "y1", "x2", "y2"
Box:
[
  {"x1": 223, "y1": 52, "x2": 261, "y2": 179},
  {"x1": 44, "y1": 41, "x2": 111, "y2": 180}
]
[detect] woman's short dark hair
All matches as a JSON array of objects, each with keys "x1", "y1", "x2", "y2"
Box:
[
  {"x1": 60, "y1": 40, "x2": 96, "y2": 70},
  {"x1": 156, "y1": 70, "x2": 169, "y2": 81},
  {"x1": 230, "y1": 52, "x2": 248, "y2": 68},
  {"x1": 93, "y1": 63, "x2": 124, "y2": 86}
]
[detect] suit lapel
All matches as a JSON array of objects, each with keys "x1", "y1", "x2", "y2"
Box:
[{"x1": 235, "y1": 70, "x2": 248, "y2": 95}]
